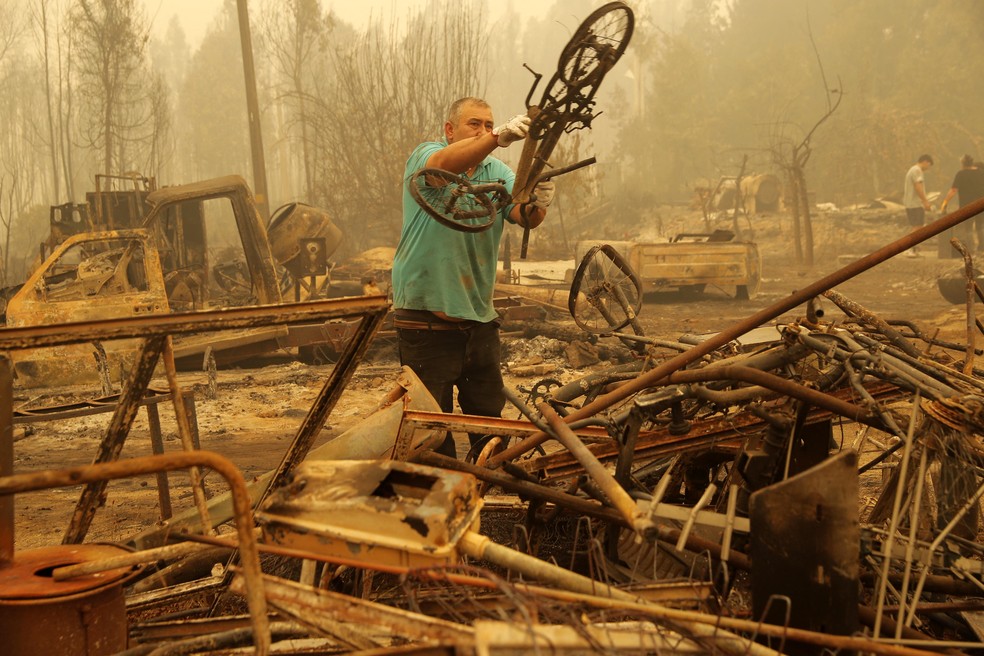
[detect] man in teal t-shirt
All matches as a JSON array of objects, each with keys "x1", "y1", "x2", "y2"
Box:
[{"x1": 392, "y1": 97, "x2": 555, "y2": 458}]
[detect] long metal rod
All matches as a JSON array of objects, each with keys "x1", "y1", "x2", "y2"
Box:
[
  {"x1": 0, "y1": 451, "x2": 270, "y2": 655},
  {"x1": 489, "y1": 197, "x2": 984, "y2": 467},
  {"x1": 0, "y1": 296, "x2": 389, "y2": 351},
  {"x1": 260, "y1": 307, "x2": 388, "y2": 503},
  {"x1": 872, "y1": 394, "x2": 920, "y2": 638},
  {"x1": 537, "y1": 401, "x2": 651, "y2": 533}
]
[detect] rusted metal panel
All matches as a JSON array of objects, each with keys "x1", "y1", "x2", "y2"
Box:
[{"x1": 750, "y1": 450, "x2": 860, "y2": 644}]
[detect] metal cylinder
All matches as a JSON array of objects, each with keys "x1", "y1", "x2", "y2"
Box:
[
  {"x1": 0, "y1": 544, "x2": 135, "y2": 655},
  {"x1": 267, "y1": 202, "x2": 342, "y2": 278}
]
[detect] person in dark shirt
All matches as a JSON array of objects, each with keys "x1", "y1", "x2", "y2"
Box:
[{"x1": 941, "y1": 154, "x2": 984, "y2": 249}]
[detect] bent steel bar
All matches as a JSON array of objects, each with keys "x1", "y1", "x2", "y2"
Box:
[
  {"x1": 0, "y1": 296, "x2": 389, "y2": 350},
  {"x1": 489, "y1": 197, "x2": 984, "y2": 467},
  {"x1": 0, "y1": 451, "x2": 271, "y2": 655}
]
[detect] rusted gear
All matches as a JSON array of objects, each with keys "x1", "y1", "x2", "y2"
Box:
[{"x1": 922, "y1": 395, "x2": 984, "y2": 433}]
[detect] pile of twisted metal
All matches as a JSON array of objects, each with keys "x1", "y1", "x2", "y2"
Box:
[{"x1": 2, "y1": 201, "x2": 984, "y2": 655}]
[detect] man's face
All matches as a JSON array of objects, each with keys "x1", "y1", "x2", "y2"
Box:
[
  {"x1": 446, "y1": 102, "x2": 494, "y2": 144},
  {"x1": 919, "y1": 160, "x2": 933, "y2": 171}
]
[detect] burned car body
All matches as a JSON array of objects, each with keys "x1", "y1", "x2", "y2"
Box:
[{"x1": 5, "y1": 175, "x2": 345, "y2": 387}]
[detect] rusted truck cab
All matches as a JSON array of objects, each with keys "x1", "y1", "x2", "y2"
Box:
[
  {"x1": 6, "y1": 230, "x2": 170, "y2": 384},
  {"x1": 4, "y1": 176, "x2": 304, "y2": 387}
]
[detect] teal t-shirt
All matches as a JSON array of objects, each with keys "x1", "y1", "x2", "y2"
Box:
[{"x1": 392, "y1": 139, "x2": 515, "y2": 322}]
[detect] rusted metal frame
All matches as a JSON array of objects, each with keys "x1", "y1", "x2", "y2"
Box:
[
  {"x1": 0, "y1": 451, "x2": 270, "y2": 655},
  {"x1": 537, "y1": 402, "x2": 653, "y2": 534},
  {"x1": 391, "y1": 400, "x2": 419, "y2": 462},
  {"x1": 823, "y1": 289, "x2": 922, "y2": 358},
  {"x1": 260, "y1": 305, "x2": 389, "y2": 502},
  {"x1": 402, "y1": 409, "x2": 613, "y2": 441},
  {"x1": 12, "y1": 388, "x2": 172, "y2": 423},
  {"x1": 162, "y1": 336, "x2": 212, "y2": 535},
  {"x1": 415, "y1": 450, "x2": 628, "y2": 526},
  {"x1": 233, "y1": 573, "x2": 473, "y2": 647},
  {"x1": 64, "y1": 336, "x2": 166, "y2": 544},
  {"x1": 0, "y1": 295, "x2": 390, "y2": 350},
  {"x1": 526, "y1": 382, "x2": 903, "y2": 480},
  {"x1": 488, "y1": 197, "x2": 984, "y2": 467},
  {"x1": 0, "y1": 356, "x2": 12, "y2": 566}
]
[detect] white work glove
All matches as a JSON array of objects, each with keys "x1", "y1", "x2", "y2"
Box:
[
  {"x1": 492, "y1": 114, "x2": 531, "y2": 148},
  {"x1": 531, "y1": 180, "x2": 555, "y2": 209}
]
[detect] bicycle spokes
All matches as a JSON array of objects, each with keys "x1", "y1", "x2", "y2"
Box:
[
  {"x1": 408, "y1": 168, "x2": 510, "y2": 233},
  {"x1": 569, "y1": 243, "x2": 643, "y2": 334}
]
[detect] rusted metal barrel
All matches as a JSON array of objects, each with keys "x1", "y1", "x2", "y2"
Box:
[{"x1": 0, "y1": 544, "x2": 137, "y2": 655}]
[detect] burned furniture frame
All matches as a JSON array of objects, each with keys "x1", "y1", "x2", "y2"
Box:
[{"x1": 0, "y1": 294, "x2": 388, "y2": 545}]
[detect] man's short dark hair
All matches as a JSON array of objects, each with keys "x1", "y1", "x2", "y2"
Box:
[
  {"x1": 961, "y1": 154, "x2": 975, "y2": 168},
  {"x1": 918, "y1": 154, "x2": 934, "y2": 165}
]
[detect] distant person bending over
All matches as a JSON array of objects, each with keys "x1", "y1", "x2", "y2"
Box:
[
  {"x1": 940, "y1": 154, "x2": 984, "y2": 250},
  {"x1": 391, "y1": 97, "x2": 555, "y2": 459},
  {"x1": 903, "y1": 154, "x2": 934, "y2": 256}
]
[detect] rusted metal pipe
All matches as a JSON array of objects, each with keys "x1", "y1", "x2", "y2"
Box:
[
  {"x1": 0, "y1": 452, "x2": 270, "y2": 655},
  {"x1": 537, "y1": 402, "x2": 652, "y2": 533},
  {"x1": 488, "y1": 197, "x2": 984, "y2": 467},
  {"x1": 52, "y1": 540, "x2": 216, "y2": 581},
  {"x1": 823, "y1": 289, "x2": 922, "y2": 358},
  {"x1": 664, "y1": 366, "x2": 878, "y2": 425}
]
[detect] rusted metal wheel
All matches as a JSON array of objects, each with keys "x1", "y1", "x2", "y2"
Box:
[
  {"x1": 569, "y1": 244, "x2": 643, "y2": 334},
  {"x1": 408, "y1": 168, "x2": 510, "y2": 233}
]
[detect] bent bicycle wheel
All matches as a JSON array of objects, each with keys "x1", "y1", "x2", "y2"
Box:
[
  {"x1": 407, "y1": 168, "x2": 510, "y2": 233},
  {"x1": 569, "y1": 243, "x2": 643, "y2": 334},
  {"x1": 556, "y1": 1, "x2": 634, "y2": 89}
]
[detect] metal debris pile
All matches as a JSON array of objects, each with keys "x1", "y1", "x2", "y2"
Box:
[
  {"x1": 2, "y1": 232, "x2": 984, "y2": 655},
  {"x1": 2, "y1": 195, "x2": 984, "y2": 654}
]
